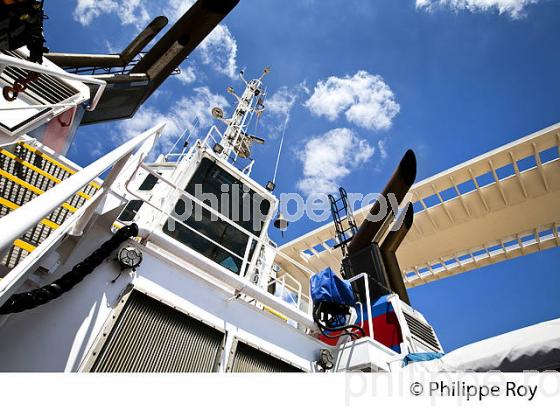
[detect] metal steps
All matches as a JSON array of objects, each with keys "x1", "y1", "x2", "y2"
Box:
[{"x1": 0, "y1": 142, "x2": 99, "y2": 271}]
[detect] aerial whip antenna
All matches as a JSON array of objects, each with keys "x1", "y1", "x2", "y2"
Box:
[
  {"x1": 270, "y1": 109, "x2": 291, "y2": 236},
  {"x1": 270, "y1": 116, "x2": 288, "y2": 190}
]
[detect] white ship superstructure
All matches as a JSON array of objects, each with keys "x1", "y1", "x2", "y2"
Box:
[
  {"x1": 0, "y1": 0, "x2": 558, "y2": 373},
  {"x1": 0, "y1": 53, "x2": 442, "y2": 371}
]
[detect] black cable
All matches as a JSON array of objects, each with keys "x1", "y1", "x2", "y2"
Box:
[
  {"x1": 317, "y1": 320, "x2": 365, "y2": 340},
  {"x1": 312, "y1": 303, "x2": 366, "y2": 341},
  {"x1": 0, "y1": 224, "x2": 138, "y2": 315},
  {"x1": 317, "y1": 322, "x2": 362, "y2": 341}
]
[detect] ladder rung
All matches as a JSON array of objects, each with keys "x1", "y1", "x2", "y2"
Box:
[
  {"x1": 333, "y1": 237, "x2": 353, "y2": 249},
  {"x1": 19, "y1": 143, "x2": 101, "y2": 190},
  {"x1": 330, "y1": 187, "x2": 358, "y2": 256},
  {"x1": 0, "y1": 143, "x2": 101, "y2": 271},
  {"x1": 1, "y1": 149, "x2": 92, "y2": 200},
  {"x1": 0, "y1": 197, "x2": 60, "y2": 230},
  {"x1": 0, "y1": 168, "x2": 78, "y2": 213},
  {"x1": 13, "y1": 239, "x2": 37, "y2": 253}
]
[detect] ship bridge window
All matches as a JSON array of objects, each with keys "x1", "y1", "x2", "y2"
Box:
[
  {"x1": 117, "y1": 174, "x2": 161, "y2": 223},
  {"x1": 138, "y1": 172, "x2": 161, "y2": 191},
  {"x1": 118, "y1": 199, "x2": 143, "y2": 222},
  {"x1": 163, "y1": 158, "x2": 271, "y2": 275}
]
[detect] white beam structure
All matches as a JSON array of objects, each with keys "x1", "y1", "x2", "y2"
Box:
[{"x1": 277, "y1": 123, "x2": 560, "y2": 290}]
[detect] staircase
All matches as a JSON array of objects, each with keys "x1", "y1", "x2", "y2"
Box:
[{"x1": 0, "y1": 142, "x2": 99, "y2": 272}]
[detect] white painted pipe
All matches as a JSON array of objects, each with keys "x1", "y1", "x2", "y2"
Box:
[
  {"x1": 0, "y1": 54, "x2": 107, "y2": 111},
  {"x1": 0, "y1": 123, "x2": 166, "y2": 253},
  {"x1": 145, "y1": 228, "x2": 319, "y2": 331}
]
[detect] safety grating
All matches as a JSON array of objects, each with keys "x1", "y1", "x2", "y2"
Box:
[{"x1": 0, "y1": 142, "x2": 99, "y2": 271}]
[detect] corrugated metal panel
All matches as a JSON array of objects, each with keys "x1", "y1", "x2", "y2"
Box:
[
  {"x1": 90, "y1": 290, "x2": 224, "y2": 372},
  {"x1": 230, "y1": 342, "x2": 303, "y2": 373}
]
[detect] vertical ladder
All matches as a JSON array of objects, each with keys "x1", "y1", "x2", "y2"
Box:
[{"x1": 328, "y1": 187, "x2": 358, "y2": 257}]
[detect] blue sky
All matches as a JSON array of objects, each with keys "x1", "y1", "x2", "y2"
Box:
[{"x1": 46, "y1": 0, "x2": 559, "y2": 351}]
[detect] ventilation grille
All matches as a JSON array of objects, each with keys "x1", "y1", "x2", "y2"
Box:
[
  {"x1": 230, "y1": 342, "x2": 303, "y2": 373},
  {"x1": 89, "y1": 291, "x2": 225, "y2": 373},
  {"x1": 403, "y1": 311, "x2": 441, "y2": 352},
  {"x1": 1, "y1": 50, "x2": 79, "y2": 104}
]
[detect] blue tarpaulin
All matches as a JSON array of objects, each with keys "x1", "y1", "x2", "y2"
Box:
[
  {"x1": 310, "y1": 267, "x2": 356, "y2": 307},
  {"x1": 402, "y1": 352, "x2": 444, "y2": 366}
]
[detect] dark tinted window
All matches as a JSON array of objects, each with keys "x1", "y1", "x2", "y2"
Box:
[
  {"x1": 118, "y1": 200, "x2": 143, "y2": 222},
  {"x1": 163, "y1": 159, "x2": 270, "y2": 274},
  {"x1": 139, "y1": 173, "x2": 160, "y2": 191}
]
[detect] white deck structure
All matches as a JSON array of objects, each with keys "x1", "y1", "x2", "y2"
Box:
[
  {"x1": 0, "y1": 51, "x2": 555, "y2": 372},
  {"x1": 279, "y1": 124, "x2": 560, "y2": 289}
]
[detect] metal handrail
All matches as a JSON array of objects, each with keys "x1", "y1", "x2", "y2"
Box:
[
  {"x1": 122, "y1": 156, "x2": 319, "y2": 313},
  {"x1": 146, "y1": 228, "x2": 318, "y2": 331},
  {"x1": 0, "y1": 54, "x2": 107, "y2": 111},
  {"x1": 0, "y1": 189, "x2": 104, "y2": 306},
  {"x1": 139, "y1": 162, "x2": 267, "y2": 242},
  {"x1": 348, "y1": 273, "x2": 374, "y2": 340},
  {"x1": 202, "y1": 126, "x2": 223, "y2": 148},
  {"x1": 123, "y1": 161, "x2": 270, "y2": 280},
  {"x1": 132, "y1": 160, "x2": 318, "y2": 280},
  {"x1": 276, "y1": 270, "x2": 303, "y2": 297},
  {"x1": 0, "y1": 123, "x2": 165, "y2": 268},
  {"x1": 267, "y1": 273, "x2": 310, "y2": 314}
]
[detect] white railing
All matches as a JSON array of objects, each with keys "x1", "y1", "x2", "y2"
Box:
[
  {"x1": 0, "y1": 54, "x2": 107, "y2": 111},
  {"x1": 199, "y1": 126, "x2": 255, "y2": 175},
  {"x1": 123, "y1": 160, "x2": 270, "y2": 279},
  {"x1": 267, "y1": 270, "x2": 311, "y2": 315},
  {"x1": 0, "y1": 123, "x2": 165, "y2": 305},
  {"x1": 146, "y1": 228, "x2": 319, "y2": 331},
  {"x1": 123, "y1": 158, "x2": 305, "y2": 289},
  {"x1": 348, "y1": 273, "x2": 374, "y2": 340},
  {"x1": 202, "y1": 126, "x2": 223, "y2": 148},
  {"x1": 121, "y1": 159, "x2": 320, "y2": 328}
]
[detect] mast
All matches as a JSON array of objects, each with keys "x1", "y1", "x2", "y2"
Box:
[{"x1": 212, "y1": 67, "x2": 270, "y2": 163}]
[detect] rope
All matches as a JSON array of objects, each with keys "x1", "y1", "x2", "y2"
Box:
[{"x1": 0, "y1": 223, "x2": 138, "y2": 315}]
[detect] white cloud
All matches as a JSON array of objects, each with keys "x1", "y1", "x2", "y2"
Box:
[
  {"x1": 73, "y1": 0, "x2": 117, "y2": 25},
  {"x1": 119, "y1": 0, "x2": 151, "y2": 26},
  {"x1": 416, "y1": 0, "x2": 540, "y2": 18},
  {"x1": 261, "y1": 82, "x2": 313, "y2": 139},
  {"x1": 73, "y1": 0, "x2": 150, "y2": 28},
  {"x1": 305, "y1": 71, "x2": 400, "y2": 131},
  {"x1": 163, "y1": 0, "x2": 196, "y2": 21},
  {"x1": 175, "y1": 65, "x2": 197, "y2": 85},
  {"x1": 378, "y1": 139, "x2": 388, "y2": 160},
  {"x1": 165, "y1": 0, "x2": 239, "y2": 79},
  {"x1": 296, "y1": 128, "x2": 375, "y2": 195},
  {"x1": 116, "y1": 87, "x2": 229, "y2": 154},
  {"x1": 197, "y1": 25, "x2": 239, "y2": 79},
  {"x1": 266, "y1": 85, "x2": 301, "y2": 121},
  {"x1": 262, "y1": 85, "x2": 305, "y2": 139}
]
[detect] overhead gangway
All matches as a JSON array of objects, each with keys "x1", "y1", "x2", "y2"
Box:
[{"x1": 278, "y1": 123, "x2": 560, "y2": 290}]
